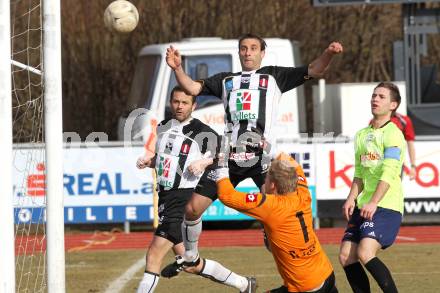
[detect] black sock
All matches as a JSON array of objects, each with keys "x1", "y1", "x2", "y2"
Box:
[
  {"x1": 365, "y1": 257, "x2": 398, "y2": 293},
  {"x1": 343, "y1": 262, "x2": 371, "y2": 293}
]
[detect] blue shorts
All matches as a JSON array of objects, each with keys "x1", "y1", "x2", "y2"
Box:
[{"x1": 342, "y1": 206, "x2": 402, "y2": 249}]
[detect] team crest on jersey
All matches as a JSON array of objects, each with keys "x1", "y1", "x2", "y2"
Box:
[
  {"x1": 366, "y1": 133, "x2": 375, "y2": 142},
  {"x1": 165, "y1": 141, "x2": 173, "y2": 152},
  {"x1": 245, "y1": 193, "x2": 258, "y2": 203}
]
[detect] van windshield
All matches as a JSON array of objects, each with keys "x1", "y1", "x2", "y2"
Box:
[
  {"x1": 167, "y1": 55, "x2": 232, "y2": 111},
  {"x1": 125, "y1": 55, "x2": 160, "y2": 114}
]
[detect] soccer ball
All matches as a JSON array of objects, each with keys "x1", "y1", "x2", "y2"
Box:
[{"x1": 104, "y1": 0, "x2": 139, "y2": 33}]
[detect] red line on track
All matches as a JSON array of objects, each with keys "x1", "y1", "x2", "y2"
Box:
[{"x1": 15, "y1": 225, "x2": 440, "y2": 254}]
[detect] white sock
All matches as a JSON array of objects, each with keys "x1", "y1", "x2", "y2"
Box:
[
  {"x1": 200, "y1": 259, "x2": 248, "y2": 291},
  {"x1": 182, "y1": 216, "x2": 202, "y2": 261},
  {"x1": 137, "y1": 271, "x2": 159, "y2": 293}
]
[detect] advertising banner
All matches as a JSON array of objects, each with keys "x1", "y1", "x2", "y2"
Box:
[{"x1": 12, "y1": 145, "x2": 316, "y2": 223}]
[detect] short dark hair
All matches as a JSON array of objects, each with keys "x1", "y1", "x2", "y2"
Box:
[
  {"x1": 170, "y1": 85, "x2": 196, "y2": 104},
  {"x1": 238, "y1": 33, "x2": 267, "y2": 51},
  {"x1": 375, "y1": 82, "x2": 401, "y2": 114}
]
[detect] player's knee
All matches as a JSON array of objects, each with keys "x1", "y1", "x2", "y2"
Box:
[
  {"x1": 339, "y1": 249, "x2": 356, "y2": 267},
  {"x1": 338, "y1": 251, "x2": 349, "y2": 267},
  {"x1": 184, "y1": 204, "x2": 202, "y2": 220},
  {"x1": 357, "y1": 248, "x2": 375, "y2": 265}
]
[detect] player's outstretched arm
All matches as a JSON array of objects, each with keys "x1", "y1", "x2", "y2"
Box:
[
  {"x1": 166, "y1": 45, "x2": 202, "y2": 96},
  {"x1": 308, "y1": 42, "x2": 343, "y2": 78},
  {"x1": 215, "y1": 166, "x2": 269, "y2": 221}
]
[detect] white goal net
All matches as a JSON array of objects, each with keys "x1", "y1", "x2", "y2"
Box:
[
  {"x1": 11, "y1": 0, "x2": 47, "y2": 291},
  {"x1": 0, "y1": 0, "x2": 65, "y2": 292}
]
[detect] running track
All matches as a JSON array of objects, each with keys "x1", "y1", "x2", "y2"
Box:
[{"x1": 14, "y1": 226, "x2": 440, "y2": 254}]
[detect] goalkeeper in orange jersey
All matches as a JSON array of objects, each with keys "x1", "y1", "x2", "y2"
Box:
[{"x1": 215, "y1": 153, "x2": 338, "y2": 293}]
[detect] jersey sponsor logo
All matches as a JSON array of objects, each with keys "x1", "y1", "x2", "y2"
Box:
[
  {"x1": 245, "y1": 193, "x2": 257, "y2": 203},
  {"x1": 360, "y1": 151, "x2": 381, "y2": 167},
  {"x1": 158, "y1": 179, "x2": 173, "y2": 188},
  {"x1": 236, "y1": 91, "x2": 252, "y2": 111},
  {"x1": 233, "y1": 112, "x2": 257, "y2": 120},
  {"x1": 229, "y1": 152, "x2": 256, "y2": 162},
  {"x1": 232, "y1": 91, "x2": 258, "y2": 121},
  {"x1": 180, "y1": 143, "x2": 190, "y2": 155},
  {"x1": 289, "y1": 241, "x2": 317, "y2": 259},
  {"x1": 158, "y1": 156, "x2": 171, "y2": 178},
  {"x1": 230, "y1": 89, "x2": 260, "y2": 122},
  {"x1": 368, "y1": 231, "x2": 376, "y2": 237}
]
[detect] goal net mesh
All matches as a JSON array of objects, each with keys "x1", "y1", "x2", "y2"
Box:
[{"x1": 11, "y1": 0, "x2": 46, "y2": 292}]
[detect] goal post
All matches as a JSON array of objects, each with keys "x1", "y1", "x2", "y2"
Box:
[
  {"x1": 0, "y1": 0, "x2": 15, "y2": 292},
  {"x1": 43, "y1": 0, "x2": 66, "y2": 292}
]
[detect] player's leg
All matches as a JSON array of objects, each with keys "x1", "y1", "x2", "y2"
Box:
[
  {"x1": 181, "y1": 193, "x2": 212, "y2": 262},
  {"x1": 310, "y1": 272, "x2": 338, "y2": 293},
  {"x1": 197, "y1": 258, "x2": 256, "y2": 293},
  {"x1": 161, "y1": 170, "x2": 215, "y2": 277},
  {"x1": 173, "y1": 243, "x2": 256, "y2": 292},
  {"x1": 357, "y1": 207, "x2": 402, "y2": 293},
  {"x1": 339, "y1": 208, "x2": 370, "y2": 293},
  {"x1": 136, "y1": 228, "x2": 175, "y2": 293},
  {"x1": 229, "y1": 171, "x2": 246, "y2": 187},
  {"x1": 167, "y1": 234, "x2": 256, "y2": 292},
  {"x1": 339, "y1": 241, "x2": 370, "y2": 293}
]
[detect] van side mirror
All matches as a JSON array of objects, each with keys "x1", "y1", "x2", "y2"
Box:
[{"x1": 196, "y1": 63, "x2": 208, "y2": 80}]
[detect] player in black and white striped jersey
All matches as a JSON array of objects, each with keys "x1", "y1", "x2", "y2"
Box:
[
  {"x1": 164, "y1": 34, "x2": 343, "y2": 276},
  {"x1": 136, "y1": 86, "x2": 256, "y2": 293}
]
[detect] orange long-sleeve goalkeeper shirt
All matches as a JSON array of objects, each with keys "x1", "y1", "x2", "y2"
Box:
[{"x1": 217, "y1": 162, "x2": 333, "y2": 292}]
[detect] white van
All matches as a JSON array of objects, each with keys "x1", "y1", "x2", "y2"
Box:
[{"x1": 117, "y1": 37, "x2": 307, "y2": 143}]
